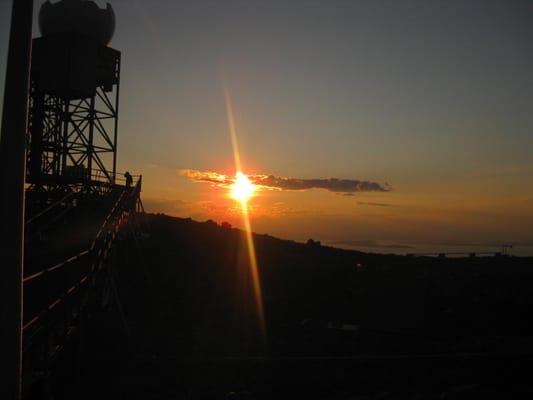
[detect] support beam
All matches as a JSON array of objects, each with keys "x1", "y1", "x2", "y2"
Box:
[{"x1": 0, "y1": 1, "x2": 34, "y2": 399}]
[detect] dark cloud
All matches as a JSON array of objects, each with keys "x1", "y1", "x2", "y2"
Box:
[
  {"x1": 249, "y1": 175, "x2": 391, "y2": 193},
  {"x1": 180, "y1": 169, "x2": 391, "y2": 194}
]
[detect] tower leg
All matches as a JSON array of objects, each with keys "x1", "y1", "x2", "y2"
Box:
[{"x1": 0, "y1": 1, "x2": 33, "y2": 399}]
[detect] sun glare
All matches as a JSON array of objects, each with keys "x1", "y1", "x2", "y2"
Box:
[
  {"x1": 231, "y1": 172, "x2": 255, "y2": 202},
  {"x1": 224, "y1": 85, "x2": 266, "y2": 345}
]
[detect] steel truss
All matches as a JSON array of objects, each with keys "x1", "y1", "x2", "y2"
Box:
[{"x1": 27, "y1": 55, "x2": 121, "y2": 194}]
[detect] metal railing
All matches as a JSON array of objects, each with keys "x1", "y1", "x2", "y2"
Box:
[
  {"x1": 22, "y1": 176, "x2": 142, "y2": 340},
  {"x1": 90, "y1": 169, "x2": 141, "y2": 185}
]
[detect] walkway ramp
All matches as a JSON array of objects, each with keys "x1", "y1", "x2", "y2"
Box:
[{"x1": 22, "y1": 179, "x2": 143, "y2": 372}]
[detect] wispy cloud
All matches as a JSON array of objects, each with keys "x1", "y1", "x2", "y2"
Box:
[
  {"x1": 180, "y1": 169, "x2": 391, "y2": 194},
  {"x1": 357, "y1": 201, "x2": 396, "y2": 207},
  {"x1": 180, "y1": 169, "x2": 234, "y2": 186}
]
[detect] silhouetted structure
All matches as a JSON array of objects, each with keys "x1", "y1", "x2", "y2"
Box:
[
  {"x1": 26, "y1": 0, "x2": 120, "y2": 194},
  {"x1": 8, "y1": 2, "x2": 145, "y2": 398}
]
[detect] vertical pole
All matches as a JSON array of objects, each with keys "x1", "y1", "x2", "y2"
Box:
[
  {"x1": 87, "y1": 96, "x2": 95, "y2": 185},
  {"x1": 28, "y1": 91, "x2": 44, "y2": 186},
  {"x1": 54, "y1": 97, "x2": 62, "y2": 176},
  {"x1": 0, "y1": 1, "x2": 34, "y2": 399},
  {"x1": 61, "y1": 99, "x2": 70, "y2": 176},
  {"x1": 112, "y1": 54, "x2": 121, "y2": 184}
]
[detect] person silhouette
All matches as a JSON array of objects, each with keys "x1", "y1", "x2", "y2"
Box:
[{"x1": 124, "y1": 171, "x2": 133, "y2": 188}]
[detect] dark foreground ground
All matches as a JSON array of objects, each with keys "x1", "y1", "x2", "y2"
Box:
[{"x1": 48, "y1": 214, "x2": 533, "y2": 399}]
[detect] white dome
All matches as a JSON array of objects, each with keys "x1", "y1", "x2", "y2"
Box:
[{"x1": 39, "y1": 0, "x2": 116, "y2": 45}]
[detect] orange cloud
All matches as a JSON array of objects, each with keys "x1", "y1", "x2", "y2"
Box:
[{"x1": 179, "y1": 169, "x2": 391, "y2": 194}]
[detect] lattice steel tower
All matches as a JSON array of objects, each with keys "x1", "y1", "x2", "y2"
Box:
[{"x1": 27, "y1": 0, "x2": 120, "y2": 193}]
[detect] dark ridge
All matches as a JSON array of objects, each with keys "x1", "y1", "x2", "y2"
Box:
[{"x1": 50, "y1": 213, "x2": 533, "y2": 399}]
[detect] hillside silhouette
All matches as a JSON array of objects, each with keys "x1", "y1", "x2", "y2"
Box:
[{"x1": 52, "y1": 213, "x2": 533, "y2": 399}]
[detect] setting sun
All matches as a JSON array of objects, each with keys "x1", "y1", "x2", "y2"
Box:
[{"x1": 231, "y1": 172, "x2": 255, "y2": 203}]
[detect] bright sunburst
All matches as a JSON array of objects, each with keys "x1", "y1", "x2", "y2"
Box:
[{"x1": 231, "y1": 171, "x2": 255, "y2": 202}]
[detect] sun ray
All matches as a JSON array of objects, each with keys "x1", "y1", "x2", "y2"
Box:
[
  {"x1": 224, "y1": 85, "x2": 242, "y2": 172},
  {"x1": 223, "y1": 84, "x2": 266, "y2": 345}
]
